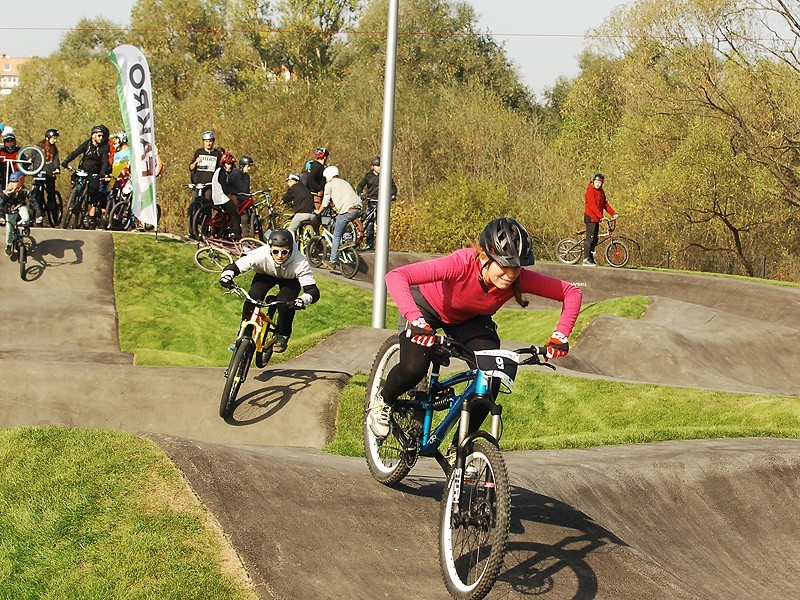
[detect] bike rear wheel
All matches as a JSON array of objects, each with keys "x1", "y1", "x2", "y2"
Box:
[
  {"x1": 220, "y1": 338, "x2": 253, "y2": 418},
  {"x1": 555, "y1": 238, "x2": 582, "y2": 264},
  {"x1": 193, "y1": 246, "x2": 234, "y2": 272},
  {"x1": 439, "y1": 438, "x2": 511, "y2": 600},
  {"x1": 338, "y1": 246, "x2": 360, "y2": 279},
  {"x1": 306, "y1": 236, "x2": 325, "y2": 267},
  {"x1": 363, "y1": 335, "x2": 421, "y2": 485},
  {"x1": 605, "y1": 239, "x2": 630, "y2": 267},
  {"x1": 255, "y1": 306, "x2": 278, "y2": 368}
]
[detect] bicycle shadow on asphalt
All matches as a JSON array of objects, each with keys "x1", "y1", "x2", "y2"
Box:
[
  {"x1": 498, "y1": 487, "x2": 626, "y2": 599},
  {"x1": 223, "y1": 368, "x2": 346, "y2": 426},
  {"x1": 22, "y1": 237, "x2": 85, "y2": 281},
  {"x1": 381, "y1": 475, "x2": 621, "y2": 599}
]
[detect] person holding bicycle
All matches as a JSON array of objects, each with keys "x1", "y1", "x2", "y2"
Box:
[
  {"x1": 282, "y1": 173, "x2": 316, "y2": 240},
  {"x1": 366, "y1": 217, "x2": 582, "y2": 441},
  {"x1": 218, "y1": 228, "x2": 320, "y2": 353},
  {"x1": 210, "y1": 151, "x2": 242, "y2": 240},
  {"x1": 0, "y1": 128, "x2": 21, "y2": 189},
  {"x1": 583, "y1": 173, "x2": 617, "y2": 267},
  {"x1": 227, "y1": 155, "x2": 255, "y2": 236},
  {"x1": 316, "y1": 165, "x2": 361, "y2": 274},
  {"x1": 1, "y1": 171, "x2": 29, "y2": 256},
  {"x1": 61, "y1": 125, "x2": 112, "y2": 226},
  {"x1": 32, "y1": 128, "x2": 61, "y2": 225},
  {"x1": 301, "y1": 147, "x2": 328, "y2": 209},
  {"x1": 356, "y1": 156, "x2": 397, "y2": 250}
]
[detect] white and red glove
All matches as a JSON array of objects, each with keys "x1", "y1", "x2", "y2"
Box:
[
  {"x1": 406, "y1": 317, "x2": 436, "y2": 347},
  {"x1": 545, "y1": 331, "x2": 569, "y2": 360}
]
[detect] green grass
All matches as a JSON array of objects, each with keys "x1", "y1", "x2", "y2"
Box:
[
  {"x1": 0, "y1": 427, "x2": 254, "y2": 599},
  {"x1": 113, "y1": 234, "x2": 399, "y2": 366},
  {"x1": 326, "y1": 371, "x2": 800, "y2": 456}
]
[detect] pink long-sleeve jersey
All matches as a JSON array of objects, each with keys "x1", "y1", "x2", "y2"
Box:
[{"x1": 385, "y1": 248, "x2": 582, "y2": 336}]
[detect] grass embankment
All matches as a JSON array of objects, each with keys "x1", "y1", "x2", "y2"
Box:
[
  {"x1": 0, "y1": 428, "x2": 254, "y2": 599},
  {"x1": 113, "y1": 234, "x2": 399, "y2": 365}
]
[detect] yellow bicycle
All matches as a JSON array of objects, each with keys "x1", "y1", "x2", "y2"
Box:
[{"x1": 219, "y1": 284, "x2": 300, "y2": 419}]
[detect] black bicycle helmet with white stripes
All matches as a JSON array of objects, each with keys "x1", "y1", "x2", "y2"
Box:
[{"x1": 479, "y1": 218, "x2": 535, "y2": 267}]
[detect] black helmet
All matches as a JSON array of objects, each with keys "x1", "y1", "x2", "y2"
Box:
[
  {"x1": 593, "y1": 173, "x2": 605, "y2": 181},
  {"x1": 45, "y1": 128, "x2": 59, "y2": 139},
  {"x1": 371, "y1": 156, "x2": 381, "y2": 166},
  {"x1": 91, "y1": 124, "x2": 109, "y2": 137},
  {"x1": 479, "y1": 218, "x2": 535, "y2": 268},
  {"x1": 239, "y1": 155, "x2": 254, "y2": 167},
  {"x1": 268, "y1": 228, "x2": 294, "y2": 256}
]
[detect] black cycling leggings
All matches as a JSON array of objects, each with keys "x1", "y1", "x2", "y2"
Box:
[
  {"x1": 221, "y1": 200, "x2": 242, "y2": 240},
  {"x1": 382, "y1": 316, "x2": 502, "y2": 437},
  {"x1": 245, "y1": 274, "x2": 300, "y2": 337}
]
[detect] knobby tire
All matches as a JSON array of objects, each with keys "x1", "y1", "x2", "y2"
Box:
[
  {"x1": 220, "y1": 338, "x2": 253, "y2": 419},
  {"x1": 439, "y1": 439, "x2": 510, "y2": 600},
  {"x1": 193, "y1": 246, "x2": 234, "y2": 272},
  {"x1": 339, "y1": 246, "x2": 360, "y2": 279}
]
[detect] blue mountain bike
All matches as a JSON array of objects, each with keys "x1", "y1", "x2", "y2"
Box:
[{"x1": 364, "y1": 334, "x2": 551, "y2": 600}]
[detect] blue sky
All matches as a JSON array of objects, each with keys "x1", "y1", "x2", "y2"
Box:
[{"x1": 2, "y1": 0, "x2": 631, "y2": 98}]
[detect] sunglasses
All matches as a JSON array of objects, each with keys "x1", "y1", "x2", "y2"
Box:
[{"x1": 271, "y1": 248, "x2": 290, "y2": 257}]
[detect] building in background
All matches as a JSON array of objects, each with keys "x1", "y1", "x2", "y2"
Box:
[{"x1": 0, "y1": 55, "x2": 31, "y2": 95}]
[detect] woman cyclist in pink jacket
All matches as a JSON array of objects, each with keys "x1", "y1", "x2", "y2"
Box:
[{"x1": 367, "y1": 217, "x2": 583, "y2": 441}]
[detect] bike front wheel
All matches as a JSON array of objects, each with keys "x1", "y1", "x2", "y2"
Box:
[
  {"x1": 193, "y1": 246, "x2": 233, "y2": 272},
  {"x1": 220, "y1": 338, "x2": 253, "y2": 419},
  {"x1": 45, "y1": 191, "x2": 63, "y2": 228},
  {"x1": 605, "y1": 239, "x2": 630, "y2": 267},
  {"x1": 338, "y1": 246, "x2": 360, "y2": 279},
  {"x1": 439, "y1": 438, "x2": 511, "y2": 600},
  {"x1": 555, "y1": 238, "x2": 582, "y2": 264},
  {"x1": 363, "y1": 335, "x2": 420, "y2": 486},
  {"x1": 108, "y1": 200, "x2": 133, "y2": 231},
  {"x1": 60, "y1": 189, "x2": 84, "y2": 229},
  {"x1": 18, "y1": 238, "x2": 27, "y2": 280}
]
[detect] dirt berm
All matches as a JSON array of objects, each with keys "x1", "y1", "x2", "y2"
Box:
[{"x1": 2, "y1": 229, "x2": 799, "y2": 599}]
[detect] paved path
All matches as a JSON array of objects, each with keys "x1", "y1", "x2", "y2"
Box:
[{"x1": 2, "y1": 229, "x2": 799, "y2": 599}]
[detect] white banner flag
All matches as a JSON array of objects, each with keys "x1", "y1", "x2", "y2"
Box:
[{"x1": 110, "y1": 45, "x2": 158, "y2": 228}]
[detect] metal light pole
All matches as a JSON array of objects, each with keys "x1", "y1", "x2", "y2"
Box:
[{"x1": 371, "y1": 0, "x2": 399, "y2": 329}]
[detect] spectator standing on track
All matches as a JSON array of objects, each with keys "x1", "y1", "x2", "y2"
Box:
[
  {"x1": 316, "y1": 166, "x2": 361, "y2": 274},
  {"x1": 282, "y1": 173, "x2": 317, "y2": 240},
  {"x1": 31, "y1": 128, "x2": 61, "y2": 225},
  {"x1": 227, "y1": 155, "x2": 254, "y2": 236},
  {"x1": 356, "y1": 156, "x2": 397, "y2": 250},
  {"x1": 583, "y1": 173, "x2": 617, "y2": 267},
  {"x1": 189, "y1": 130, "x2": 222, "y2": 205},
  {"x1": 61, "y1": 124, "x2": 111, "y2": 228},
  {"x1": 210, "y1": 152, "x2": 241, "y2": 240},
  {"x1": 0, "y1": 127, "x2": 21, "y2": 189}
]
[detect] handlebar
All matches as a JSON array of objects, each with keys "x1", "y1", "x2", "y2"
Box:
[
  {"x1": 430, "y1": 335, "x2": 554, "y2": 370},
  {"x1": 224, "y1": 284, "x2": 300, "y2": 310}
]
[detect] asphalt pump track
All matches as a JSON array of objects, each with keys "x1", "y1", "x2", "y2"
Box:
[{"x1": 2, "y1": 228, "x2": 799, "y2": 599}]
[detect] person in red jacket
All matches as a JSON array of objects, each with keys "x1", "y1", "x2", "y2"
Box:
[{"x1": 583, "y1": 173, "x2": 617, "y2": 266}]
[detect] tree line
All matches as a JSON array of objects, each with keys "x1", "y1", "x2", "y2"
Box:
[{"x1": 3, "y1": 0, "x2": 798, "y2": 281}]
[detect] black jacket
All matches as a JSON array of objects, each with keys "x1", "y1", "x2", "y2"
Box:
[
  {"x1": 356, "y1": 170, "x2": 396, "y2": 200},
  {"x1": 226, "y1": 168, "x2": 251, "y2": 200},
  {"x1": 282, "y1": 181, "x2": 315, "y2": 214},
  {"x1": 62, "y1": 140, "x2": 111, "y2": 177}
]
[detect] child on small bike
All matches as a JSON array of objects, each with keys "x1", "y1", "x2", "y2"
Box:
[
  {"x1": 1, "y1": 171, "x2": 29, "y2": 255},
  {"x1": 218, "y1": 228, "x2": 320, "y2": 353},
  {"x1": 366, "y1": 217, "x2": 583, "y2": 441}
]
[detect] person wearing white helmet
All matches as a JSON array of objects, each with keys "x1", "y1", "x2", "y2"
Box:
[{"x1": 315, "y1": 165, "x2": 361, "y2": 274}]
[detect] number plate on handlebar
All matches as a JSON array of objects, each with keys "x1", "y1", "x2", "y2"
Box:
[{"x1": 474, "y1": 349, "x2": 520, "y2": 390}]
